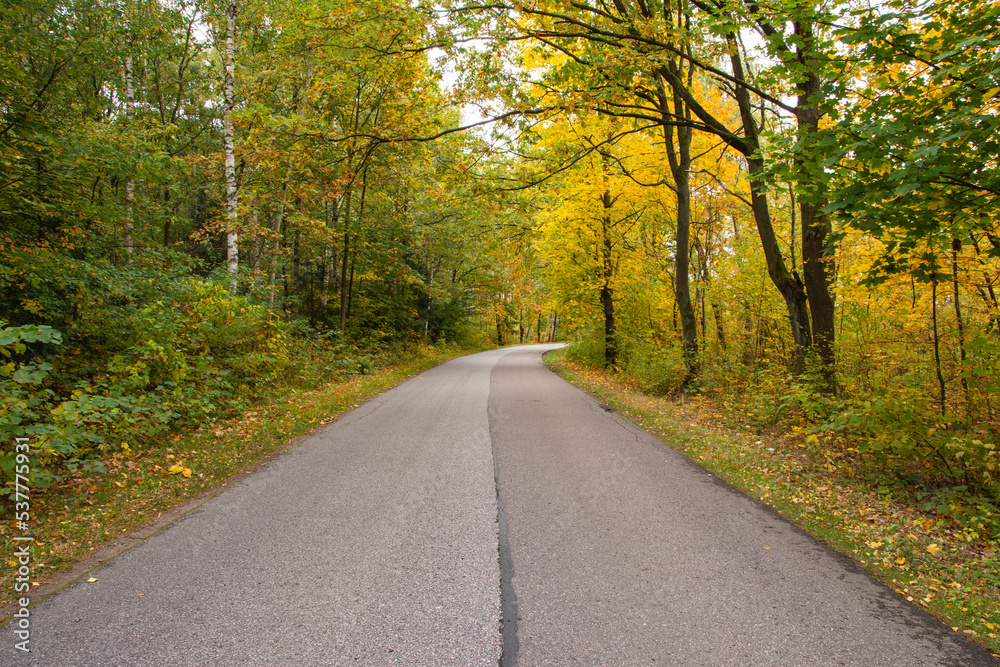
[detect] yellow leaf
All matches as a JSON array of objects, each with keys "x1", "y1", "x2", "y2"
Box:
[
  {"x1": 87, "y1": 577, "x2": 98, "y2": 583},
  {"x1": 927, "y1": 543, "x2": 941, "y2": 555}
]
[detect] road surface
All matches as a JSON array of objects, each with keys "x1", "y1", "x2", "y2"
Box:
[{"x1": 5, "y1": 345, "x2": 996, "y2": 665}]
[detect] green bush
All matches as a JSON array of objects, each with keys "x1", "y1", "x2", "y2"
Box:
[
  {"x1": 0, "y1": 325, "x2": 102, "y2": 495},
  {"x1": 0, "y1": 276, "x2": 310, "y2": 499},
  {"x1": 565, "y1": 327, "x2": 608, "y2": 367},
  {"x1": 812, "y1": 387, "x2": 999, "y2": 502},
  {"x1": 620, "y1": 336, "x2": 687, "y2": 395}
]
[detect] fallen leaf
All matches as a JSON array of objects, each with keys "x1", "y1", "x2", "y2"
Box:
[{"x1": 87, "y1": 577, "x2": 98, "y2": 583}]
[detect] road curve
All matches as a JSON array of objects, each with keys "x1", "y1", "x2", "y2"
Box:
[{"x1": 5, "y1": 344, "x2": 997, "y2": 666}]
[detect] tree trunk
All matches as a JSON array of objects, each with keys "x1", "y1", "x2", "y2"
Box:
[
  {"x1": 660, "y1": 69, "x2": 699, "y2": 379},
  {"x1": 163, "y1": 189, "x2": 172, "y2": 246},
  {"x1": 600, "y1": 283, "x2": 616, "y2": 367},
  {"x1": 597, "y1": 149, "x2": 619, "y2": 369},
  {"x1": 794, "y1": 36, "x2": 836, "y2": 388},
  {"x1": 600, "y1": 206, "x2": 617, "y2": 368},
  {"x1": 424, "y1": 258, "x2": 435, "y2": 340},
  {"x1": 339, "y1": 166, "x2": 369, "y2": 330},
  {"x1": 347, "y1": 256, "x2": 356, "y2": 323},
  {"x1": 268, "y1": 205, "x2": 284, "y2": 309},
  {"x1": 321, "y1": 245, "x2": 333, "y2": 310},
  {"x1": 657, "y1": 34, "x2": 813, "y2": 373},
  {"x1": 321, "y1": 198, "x2": 340, "y2": 311},
  {"x1": 250, "y1": 209, "x2": 260, "y2": 273},
  {"x1": 952, "y1": 238, "x2": 969, "y2": 410},
  {"x1": 222, "y1": 0, "x2": 239, "y2": 292},
  {"x1": 747, "y1": 156, "x2": 812, "y2": 371},
  {"x1": 124, "y1": 53, "x2": 135, "y2": 260},
  {"x1": 339, "y1": 188, "x2": 353, "y2": 330},
  {"x1": 728, "y1": 41, "x2": 813, "y2": 372},
  {"x1": 291, "y1": 226, "x2": 301, "y2": 312},
  {"x1": 713, "y1": 305, "x2": 727, "y2": 351},
  {"x1": 801, "y1": 196, "x2": 836, "y2": 382},
  {"x1": 932, "y1": 277, "x2": 947, "y2": 415}
]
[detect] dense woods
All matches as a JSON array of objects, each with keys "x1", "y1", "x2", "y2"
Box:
[{"x1": 2, "y1": 0, "x2": 999, "y2": 553}]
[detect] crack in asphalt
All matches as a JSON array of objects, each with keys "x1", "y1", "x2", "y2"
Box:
[{"x1": 489, "y1": 358, "x2": 520, "y2": 667}]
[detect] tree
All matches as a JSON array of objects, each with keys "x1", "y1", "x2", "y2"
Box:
[
  {"x1": 221, "y1": 0, "x2": 239, "y2": 291},
  {"x1": 448, "y1": 0, "x2": 840, "y2": 377},
  {"x1": 529, "y1": 112, "x2": 667, "y2": 367}
]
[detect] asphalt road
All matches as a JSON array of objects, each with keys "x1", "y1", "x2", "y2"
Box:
[{"x1": 5, "y1": 345, "x2": 997, "y2": 666}]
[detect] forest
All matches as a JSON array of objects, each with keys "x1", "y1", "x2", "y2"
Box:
[{"x1": 1, "y1": 0, "x2": 999, "y2": 639}]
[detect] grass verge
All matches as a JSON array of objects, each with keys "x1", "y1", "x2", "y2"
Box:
[
  {"x1": 2, "y1": 343, "x2": 483, "y2": 614},
  {"x1": 546, "y1": 349, "x2": 1000, "y2": 657}
]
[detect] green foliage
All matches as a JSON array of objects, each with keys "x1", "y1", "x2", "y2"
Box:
[
  {"x1": 564, "y1": 330, "x2": 608, "y2": 367},
  {"x1": 809, "y1": 388, "x2": 999, "y2": 501},
  {"x1": 0, "y1": 324, "x2": 83, "y2": 494},
  {"x1": 0, "y1": 275, "x2": 309, "y2": 499},
  {"x1": 916, "y1": 486, "x2": 1000, "y2": 543},
  {"x1": 620, "y1": 335, "x2": 687, "y2": 395},
  {"x1": 960, "y1": 335, "x2": 1000, "y2": 397},
  {"x1": 828, "y1": 0, "x2": 1000, "y2": 282}
]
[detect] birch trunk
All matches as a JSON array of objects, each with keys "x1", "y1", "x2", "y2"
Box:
[
  {"x1": 223, "y1": 0, "x2": 239, "y2": 292},
  {"x1": 124, "y1": 53, "x2": 135, "y2": 259}
]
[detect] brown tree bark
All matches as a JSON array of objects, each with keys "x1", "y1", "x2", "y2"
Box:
[
  {"x1": 599, "y1": 175, "x2": 617, "y2": 368},
  {"x1": 659, "y1": 68, "x2": 699, "y2": 380},
  {"x1": 794, "y1": 19, "x2": 837, "y2": 388}
]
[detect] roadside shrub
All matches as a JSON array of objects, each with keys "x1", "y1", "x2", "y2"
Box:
[
  {"x1": 620, "y1": 336, "x2": 687, "y2": 395},
  {"x1": 0, "y1": 325, "x2": 106, "y2": 495},
  {"x1": 565, "y1": 325, "x2": 608, "y2": 367},
  {"x1": 0, "y1": 277, "x2": 309, "y2": 500},
  {"x1": 812, "y1": 386, "x2": 999, "y2": 501}
]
